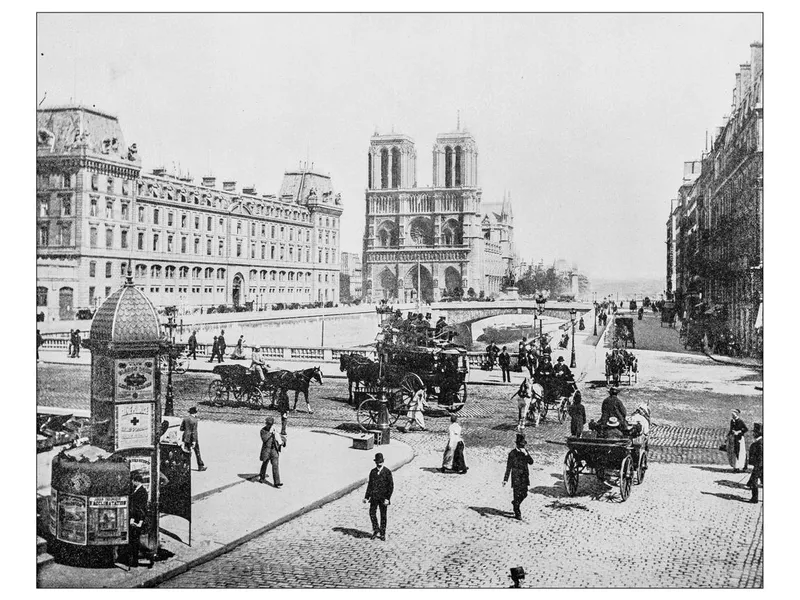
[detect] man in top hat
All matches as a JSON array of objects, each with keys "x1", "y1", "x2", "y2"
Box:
[
  {"x1": 217, "y1": 329, "x2": 227, "y2": 362},
  {"x1": 208, "y1": 336, "x2": 220, "y2": 363},
  {"x1": 180, "y1": 406, "x2": 207, "y2": 471},
  {"x1": 435, "y1": 315, "x2": 448, "y2": 338},
  {"x1": 128, "y1": 471, "x2": 154, "y2": 568},
  {"x1": 503, "y1": 433, "x2": 534, "y2": 520},
  {"x1": 363, "y1": 452, "x2": 394, "y2": 540},
  {"x1": 601, "y1": 386, "x2": 627, "y2": 430},
  {"x1": 498, "y1": 345, "x2": 512, "y2": 382},
  {"x1": 259, "y1": 416, "x2": 285, "y2": 487},
  {"x1": 187, "y1": 330, "x2": 198, "y2": 360},
  {"x1": 747, "y1": 423, "x2": 763, "y2": 503}
]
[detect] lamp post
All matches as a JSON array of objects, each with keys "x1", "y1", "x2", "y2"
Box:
[
  {"x1": 593, "y1": 300, "x2": 598, "y2": 337},
  {"x1": 569, "y1": 307, "x2": 577, "y2": 369},
  {"x1": 163, "y1": 307, "x2": 177, "y2": 417}
]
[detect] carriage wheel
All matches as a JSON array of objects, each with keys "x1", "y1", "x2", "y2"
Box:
[
  {"x1": 636, "y1": 451, "x2": 648, "y2": 485},
  {"x1": 247, "y1": 387, "x2": 264, "y2": 408},
  {"x1": 557, "y1": 397, "x2": 570, "y2": 423},
  {"x1": 356, "y1": 397, "x2": 382, "y2": 431},
  {"x1": 563, "y1": 450, "x2": 580, "y2": 496},
  {"x1": 619, "y1": 456, "x2": 634, "y2": 501},
  {"x1": 388, "y1": 391, "x2": 406, "y2": 425},
  {"x1": 399, "y1": 373, "x2": 424, "y2": 411},
  {"x1": 447, "y1": 382, "x2": 467, "y2": 413},
  {"x1": 207, "y1": 381, "x2": 228, "y2": 406}
]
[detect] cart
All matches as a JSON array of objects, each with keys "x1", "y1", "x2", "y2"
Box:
[
  {"x1": 529, "y1": 377, "x2": 576, "y2": 424},
  {"x1": 561, "y1": 435, "x2": 648, "y2": 502},
  {"x1": 206, "y1": 364, "x2": 280, "y2": 408},
  {"x1": 613, "y1": 317, "x2": 636, "y2": 348}
]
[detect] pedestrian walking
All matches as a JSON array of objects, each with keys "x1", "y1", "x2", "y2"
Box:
[
  {"x1": 276, "y1": 388, "x2": 291, "y2": 438},
  {"x1": 128, "y1": 471, "x2": 154, "y2": 568},
  {"x1": 727, "y1": 409, "x2": 748, "y2": 472},
  {"x1": 363, "y1": 452, "x2": 393, "y2": 540},
  {"x1": 568, "y1": 390, "x2": 586, "y2": 437},
  {"x1": 441, "y1": 414, "x2": 468, "y2": 473},
  {"x1": 498, "y1": 346, "x2": 512, "y2": 382},
  {"x1": 746, "y1": 423, "x2": 762, "y2": 503},
  {"x1": 217, "y1": 329, "x2": 227, "y2": 362},
  {"x1": 37, "y1": 329, "x2": 43, "y2": 361},
  {"x1": 258, "y1": 416, "x2": 285, "y2": 487},
  {"x1": 180, "y1": 406, "x2": 207, "y2": 471},
  {"x1": 207, "y1": 336, "x2": 220, "y2": 363},
  {"x1": 503, "y1": 433, "x2": 533, "y2": 520},
  {"x1": 187, "y1": 330, "x2": 198, "y2": 360},
  {"x1": 403, "y1": 387, "x2": 427, "y2": 431},
  {"x1": 67, "y1": 329, "x2": 74, "y2": 358},
  {"x1": 578, "y1": 317, "x2": 585, "y2": 331}
]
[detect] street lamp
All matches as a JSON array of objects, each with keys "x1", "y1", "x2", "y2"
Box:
[
  {"x1": 593, "y1": 300, "x2": 598, "y2": 337},
  {"x1": 569, "y1": 307, "x2": 577, "y2": 369},
  {"x1": 163, "y1": 307, "x2": 177, "y2": 417}
]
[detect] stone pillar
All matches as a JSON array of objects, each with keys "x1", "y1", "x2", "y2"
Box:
[{"x1": 388, "y1": 148, "x2": 394, "y2": 189}]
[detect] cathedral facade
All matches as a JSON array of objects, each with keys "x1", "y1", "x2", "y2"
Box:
[{"x1": 362, "y1": 127, "x2": 514, "y2": 303}]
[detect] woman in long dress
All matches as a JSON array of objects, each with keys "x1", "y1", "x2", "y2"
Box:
[
  {"x1": 230, "y1": 335, "x2": 246, "y2": 359},
  {"x1": 727, "y1": 409, "x2": 748, "y2": 472},
  {"x1": 442, "y1": 414, "x2": 467, "y2": 472},
  {"x1": 404, "y1": 388, "x2": 427, "y2": 431}
]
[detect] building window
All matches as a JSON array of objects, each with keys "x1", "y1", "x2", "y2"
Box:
[
  {"x1": 192, "y1": 267, "x2": 202, "y2": 279},
  {"x1": 251, "y1": 222, "x2": 256, "y2": 237},
  {"x1": 181, "y1": 237, "x2": 187, "y2": 253},
  {"x1": 280, "y1": 226, "x2": 285, "y2": 240},
  {"x1": 151, "y1": 265, "x2": 162, "y2": 279},
  {"x1": 217, "y1": 268, "x2": 226, "y2": 279},
  {"x1": 205, "y1": 267, "x2": 213, "y2": 278},
  {"x1": 194, "y1": 238, "x2": 200, "y2": 254},
  {"x1": 122, "y1": 180, "x2": 130, "y2": 196},
  {"x1": 89, "y1": 197, "x2": 98, "y2": 217},
  {"x1": 137, "y1": 232, "x2": 144, "y2": 250},
  {"x1": 306, "y1": 249, "x2": 310, "y2": 262},
  {"x1": 153, "y1": 209, "x2": 160, "y2": 225},
  {"x1": 306, "y1": 230, "x2": 310, "y2": 242},
  {"x1": 88, "y1": 227, "x2": 97, "y2": 247},
  {"x1": 289, "y1": 247, "x2": 294, "y2": 261},
  {"x1": 167, "y1": 235, "x2": 174, "y2": 252},
  {"x1": 37, "y1": 286, "x2": 48, "y2": 306},
  {"x1": 271, "y1": 225, "x2": 276, "y2": 238},
  {"x1": 60, "y1": 197, "x2": 72, "y2": 216},
  {"x1": 219, "y1": 218, "x2": 224, "y2": 232},
  {"x1": 105, "y1": 228, "x2": 113, "y2": 248},
  {"x1": 106, "y1": 200, "x2": 114, "y2": 219},
  {"x1": 271, "y1": 246, "x2": 275, "y2": 259},
  {"x1": 236, "y1": 242, "x2": 242, "y2": 257},
  {"x1": 179, "y1": 266, "x2": 188, "y2": 279},
  {"x1": 206, "y1": 239, "x2": 212, "y2": 255},
  {"x1": 318, "y1": 250, "x2": 322, "y2": 263},
  {"x1": 237, "y1": 221, "x2": 242, "y2": 235},
  {"x1": 251, "y1": 243, "x2": 256, "y2": 258},
  {"x1": 207, "y1": 216, "x2": 212, "y2": 231},
  {"x1": 138, "y1": 206, "x2": 145, "y2": 222},
  {"x1": 165, "y1": 266, "x2": 175, "y2": 279},
  {"x1": 135, "y1": 264, "x2": 146, "y2": 278},
  {"x1": 106, "y1": 177, "x2": 114, "y2": 193},
  {"x1": 89, "y1": 287, "x2": 95, "y2": 305},
  {"x1": 181, "y1": 214, "x2": 187, "y2": 228},
  {"x1": 89, "y1": 261, "x2": 96, "y2": 277},
  {"x1": 120, "y1": 262, "x2": 127, "y2": 276},
  {"x1": 121, "y1": 202, "x2": 129, "y2": 220},
  {"x1": 105, "y1": 261, "x2": 112, "y2": 278},
  {"x1": 218, "y1": 240, "x2": 224, "y2": 256},
  {"x1": 152, "y1": 233, "x2": 159, "y2": 252},
  {"x1": 280, "y1": 246, "x2": 285, "y2": 260},
  {"x1": 120, "y1": 229, "x2": 128, "y2": 249},
  {"x1": 195, "y1": 216, "x2": 200, "y2": 230},
  {"x1": 168, "y1": 212, "x2": 174, "y2": 227},
  {"x1": 261, "y1": 224, "x2": 266, "y2": 236},
  {"x1": 91, "y1": 174, "x2": 99, "y2": 191},
  {"x1": 261, "y1": 244, "x2": 266, "y2": 259}
]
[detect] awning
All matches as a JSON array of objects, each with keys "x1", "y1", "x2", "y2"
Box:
[{"x1": 754, "y1": 303, "x2": 763, "y2": 329}]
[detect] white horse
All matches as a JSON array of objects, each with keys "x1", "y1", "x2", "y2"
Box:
[{"x1": 514, "y1": 379, "x2": 545, "y2": 430}]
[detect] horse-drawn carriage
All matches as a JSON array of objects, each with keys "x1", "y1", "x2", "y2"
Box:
[
  {"x1": 561, "y1": 435, "x2": 648, "y2": 502},
  {"x1": 613, "y1": 317, "x2": 636, "y2": 348},
  {"x1": 206, "y1": 363, "x2": 323, "y2": 410},
  {"x1": 339, "y1": 343, "x2": 469, "y2": 431},
  {"x1": 605, "y1": 348, "x2": 638, "y2": 386},
  {"x1": 521, "y1": 375, "x2": 577, "y2": 425}
]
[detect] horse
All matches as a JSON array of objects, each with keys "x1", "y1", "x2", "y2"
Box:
[
  {"x1": 513, "y1": 379, "x2": 545, "y2": 430},
  {"x1": 605, "y1": 352, "x2": 626, "y2": 386},
  {"x1": 276, "y1": 366, "x2": 323, "y2": 413},
  {"x1": 339, "y1": 353, "x2": 380, "y2": 404}
]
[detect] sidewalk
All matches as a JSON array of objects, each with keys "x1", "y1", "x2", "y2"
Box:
[{"x1": 37, "y1": 422, "x2": 414, "y2": 588}]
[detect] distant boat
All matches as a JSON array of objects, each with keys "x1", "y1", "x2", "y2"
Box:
[{"x1": 476, "y1": 324, "x2": 537, "y2": 345}]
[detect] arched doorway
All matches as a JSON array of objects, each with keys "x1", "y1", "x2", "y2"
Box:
[
  {"x1": 379, "y1": 268, "x2": 397, "y2": 300},
  {"x1": 444, "y1": 266, "x2": 462, "y2": 295},
  {"x1": 59, "y1": 287, "x2": 74, "y2": 320},
  {"x1": 407, "y1": 265, "x2": 433, "y2": 304},
  {"x1": 232, "y1": 274, "x2": 243, "y2": 307}
]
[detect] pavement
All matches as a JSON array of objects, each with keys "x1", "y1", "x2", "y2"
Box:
[{"x1": 37, "y1": 422, "x2": 414, "y2": 588}]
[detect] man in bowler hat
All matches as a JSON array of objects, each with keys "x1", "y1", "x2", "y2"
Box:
[
  {"x1": 181, "y1": 407, "x2": 207, "y2": 471},
  {"x1": 747, "y1": 423, "x2": 763, "y2": 503},
  {"x1": 364, "y1": 452, "x2": 394, "y2": 540},
  {"x1": 259, "y1": 416, "x2": 285, "y2": 487},
  {"x1": 503, "y1": 433, "x2": 534, "y2": 520}
]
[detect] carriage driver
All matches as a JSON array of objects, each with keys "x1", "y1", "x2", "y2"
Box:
[
  {"x1": 251, "y1": 346, "x2": 269, "y2": 383},
  {"x1": 600, "y1": 386, "x2": 628, "y2": 430}
]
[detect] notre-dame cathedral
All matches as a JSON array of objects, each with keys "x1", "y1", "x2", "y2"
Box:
[{"x1": 362, "y1": 124, "x2": 515, "y2": 303}]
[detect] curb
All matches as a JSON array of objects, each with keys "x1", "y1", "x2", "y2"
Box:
[
  {"x1": 702, "y1": 351, "x2": 763, "y2": 370},
  {"x1": 137, "y1": 444, "x2": 416, "y2": 588}
]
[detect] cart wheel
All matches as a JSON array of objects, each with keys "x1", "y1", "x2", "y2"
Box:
[
  {"x1": 248, "y1": 387, "x2": 264, "y2": 408},
  {"x1": 563, "y1": 450, "x2": 580, "y2": 496},
  {"x1": 558, "y1": 397, "x2": 570, "y2": 423},
  {"x1": 447, "y1": 382, "x2": 467, "y2": 413},
  {"x1": 619, "y1": 456, "x2": 633, "y2": 501},
  {"x1": 399, "y1": 373, "x2": 424, "y2": 409},
  {"x1": 357, "y1": 397, "x2": 382, "y2": 431},
  {"x1": 636, "y1": 451, "x2": 648, "y2": 484},
  {"x1": 207, "y1": 380, "x2": 227, "y2": 406}
]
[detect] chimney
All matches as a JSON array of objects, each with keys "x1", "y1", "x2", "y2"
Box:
[
  {"x1": 242, "y1": 186, "x2": 257, "y2": 195},
  {"x1": 740, "y1": 64, "x2": 752, "y2": 99},
  {"x1": 152, "y1": 167, "x2": 167, "y2": 177},
  {"x1": 202, "y1": 176, "x2": 216, "y2": 188},
  {"x1": 222, "y1": 181, "x2": 237, "y2": 192},
  {"x1": 750, "y1": 41, "x2": 763, "y2": 79},
  {"x1": 733, "y1": 73, "x2": 741, "y2": 110}
]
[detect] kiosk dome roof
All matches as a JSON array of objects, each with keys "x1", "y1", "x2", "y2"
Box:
[{"x1": 90, "y1": 279, "x2": 161, "y2": 346}]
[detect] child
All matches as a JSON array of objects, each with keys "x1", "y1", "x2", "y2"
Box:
[{"x1": 568, "y1": 390, "x2": 586, "y2": 437}]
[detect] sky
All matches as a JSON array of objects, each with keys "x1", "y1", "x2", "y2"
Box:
[{"x1": 36, "y1": 13, "x2": 762, "y2": 280}]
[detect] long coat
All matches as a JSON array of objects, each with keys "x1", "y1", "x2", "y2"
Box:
[
  {"x1": 259, "y1": 425, "x2": 284, "y2": 461},
  {"x1": 365, "y1": 466, "x2": 394, "y2": 504},
  {"x1": 180, "y1": 414, "x2": 200, "y2": 446},
  {"x1": 601, "y1": 394, "x2": 627, "y2": 426},
  {"x1": 503, "y1": 448, "x2": 533, "y2": 491}
]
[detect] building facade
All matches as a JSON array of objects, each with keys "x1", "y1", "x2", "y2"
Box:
[
  {"x1": 339, "y1": 251, "x2": 362, "y2": 302},
  {"x1": 666, "y1": 42, "x2": 763, "y2": 356},
  {"x1": 36, "y1": 106, "x2": 342, "y2": 321},
  {"x1": 362, "y1": 127, "x2": 515, "y2": 303}
]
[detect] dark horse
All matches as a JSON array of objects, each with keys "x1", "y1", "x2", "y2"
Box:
[
  {"x1": 276, "y1": 366, "x2": 323, "y2": 413},
  {"x1": 339, "y1": 353, "x2": 380, "y2": 404}
]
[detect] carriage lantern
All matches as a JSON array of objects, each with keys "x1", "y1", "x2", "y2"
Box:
[{"x1": 569, "y1": 308, "x2": 577, "y2": 369}]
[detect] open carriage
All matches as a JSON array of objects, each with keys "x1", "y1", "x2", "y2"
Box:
[
  {"x1": 561, "y1": 435, "x2": 648, "y2": 502},
  {"x1": 605, "y1": 349, "x2": 638, "y2": 386},
  {"x1": 613, "y1": 317, "x2": 636, "y2": 348}
]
